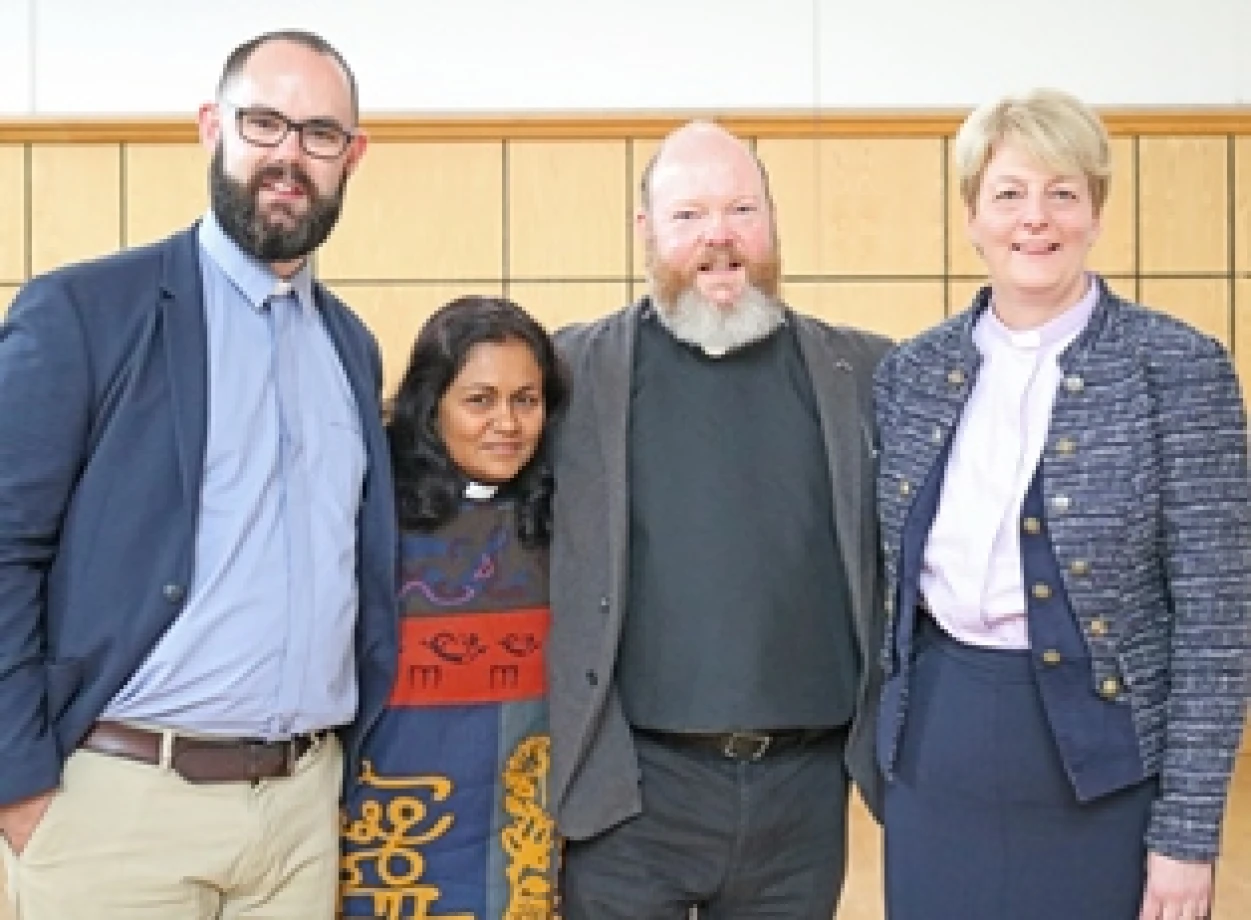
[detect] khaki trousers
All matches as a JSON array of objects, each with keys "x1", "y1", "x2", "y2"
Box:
[{"x1": 0, "y1": 733, "x2": 342, "y2": 920}]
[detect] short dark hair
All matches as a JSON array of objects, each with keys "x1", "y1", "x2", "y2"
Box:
[
  {"x1": 217, "y1": 29, "x2": 359, "y2": 121},
  {"x1": 387, "y1": 296, "x2": 569, "y2": 546}
]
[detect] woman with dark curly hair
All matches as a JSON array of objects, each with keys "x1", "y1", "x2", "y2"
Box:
[{"x1": 340, "y1": 295, "x2": 568, "y2": 919}]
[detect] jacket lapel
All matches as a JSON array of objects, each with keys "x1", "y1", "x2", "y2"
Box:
[
  {"x1": 588, "y1": 302, "x2": 642, "y2": 616},
  {"x1": 795, "y1": 318, "x2": 870, "y2": 616},
  {"x1": 314, "y1": 288, "x2": 379, "y2": 433},
  {"x1": 158, "y1": 227, "x2": 209, "y2": 504}
]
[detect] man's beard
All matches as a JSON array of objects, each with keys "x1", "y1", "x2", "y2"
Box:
[
  {"x1": 647, "y1": 237, "x2": 785, "y2": 355},
  {"x1": 209, "y1": 147, "x2": 346, "y2": 264}
]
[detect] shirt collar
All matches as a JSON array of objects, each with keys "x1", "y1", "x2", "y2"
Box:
[
  {"x1": 463, "y1": 481, "x2": 499, "y2": 501},
  {"x1": 197, "y1": 210, "x2": 316, "y2": 313},
  {"x1": 978, "y1": 274, "x2": 1099, "y2": 353}
]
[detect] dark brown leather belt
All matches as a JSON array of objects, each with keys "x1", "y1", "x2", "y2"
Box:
[
  {"x1": 81, "y1": 721, "x2": 319, "y2": 784},
  {"x1": 636, "y1": 727, "x2": 841, "y2": 762}
]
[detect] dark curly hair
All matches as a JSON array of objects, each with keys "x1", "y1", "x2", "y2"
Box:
[{"x1": 387, "y1": 296, "x2": 568, "y2": 547}]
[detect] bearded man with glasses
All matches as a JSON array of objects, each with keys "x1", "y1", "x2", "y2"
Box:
[{"x1": 0, "y1": 29, "x2": 397, "y2": 920}]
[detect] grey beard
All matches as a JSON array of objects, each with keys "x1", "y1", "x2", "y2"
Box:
[{"x1": 653, "y1": 284, "x2": 786, "y2": 356}]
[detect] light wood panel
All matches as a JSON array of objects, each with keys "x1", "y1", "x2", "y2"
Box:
[
  {"x1": 1234, "y1": 280, "x2": 1251, "y2": 395},
  {"x1": 331, "y1": 283, "x2": 504, "y2": 397},
  {"x1": 1139, "y1": 138, "x2": 1228, "y2": 274},
  {"x1": 320, "y1": 143, "x2": 504, "y2": 282},
  {"x1": 1090, "y1": 137, "x2": 1136, "y2": 276},
  {"x1": 124, "y1": 144, "x2": 205, "y2": 248},
  {"x1": 630, "y1": 138, "x2": 661, "y2": 280},
  {"x1": 1219, "y1": 756, "x2": 1251, "y2": 913},
  {"x1": 1139, "y1": 278, "x2": 1231, "y2": 346},
  {"x1": 948, "y1": 138, "x2": 1136, "y2": 277},
  {"x1": 0, "y1": 284, "x2": 18, "y2": 317},
  {"x1": 840, "y1": 791, "x2": 885, "y2": 920},
  {"x1": 947, "y1": 151, "x2": 982, "y2": 278},
  {"x1": 9, "y1": 131, "x2": 1250, "y2": 378},
  {"x1": 508, "y1": 141, "x2": 628, "y2": 279},
  {"x1": 759, "y1": 138, "x2": 944, "y2": 276},
  {"x1": 786, "y1": 281, "x2": 944, "y2": 343},
  {"x1": 947, "y1": 163, "x2": 980, "y2": 278},
  {"x1": 0, "y1": 146, "x2": 25, "y2": 282},
  {"x1": 947, "y1": 278, "x2": 987, "y2": 314},
  {"x1": 30, "y1": 145, "x2": 121, "y2": 274},
  {"x1": 1101, "y1": 276, "x2": 1139, "y2": 304},
  {"x1": 1236, "y1": 138, "x2": 1251, "y2": 272},
  {"x1": 508, "y1": 281, "x2": 629, "y2": 330}
]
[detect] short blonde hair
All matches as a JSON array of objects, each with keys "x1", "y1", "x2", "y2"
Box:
[{"x1": 954, "y1": 88, "x2": 1111, "y2": 213}]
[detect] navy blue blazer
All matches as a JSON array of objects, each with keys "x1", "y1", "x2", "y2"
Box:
[{"x1": 0, "y1": 226, "x2": 398, "y2": 806}]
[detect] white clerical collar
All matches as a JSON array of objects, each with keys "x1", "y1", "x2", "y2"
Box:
[
  {"x1": 463, "y1": 481, "x2": 499, "y2": 501},
  {"x1": 981, "y1": 275, "x2": 1098, "y2": 353}
]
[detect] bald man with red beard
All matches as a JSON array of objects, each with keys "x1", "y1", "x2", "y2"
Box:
[{"x1": 547, "y1": 121, "x2": 891, "y2": 919}]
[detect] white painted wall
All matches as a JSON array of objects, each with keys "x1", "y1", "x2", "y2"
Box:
[
  {"x1": 5, "y1": 0, "x2": 1248, "y2": 116},
  {"x1": 1238, "y1": 0, "x2": 1251, "y2": 106},
  {"x1": 0, "y1": 1, "x2": 32, "y2": 112}
]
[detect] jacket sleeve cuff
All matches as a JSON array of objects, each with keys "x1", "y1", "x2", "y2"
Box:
[
  {"x1": 0, "y1": 740, "x2": 63, "y2": 807},
  {"x1": 1146, "y1": 795, "x2": 1225, "y2": 862}
]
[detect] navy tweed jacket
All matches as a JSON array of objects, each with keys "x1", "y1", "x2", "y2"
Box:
[{"x1": 874, "y1": 278, "x2": 1251, "y2": 861}]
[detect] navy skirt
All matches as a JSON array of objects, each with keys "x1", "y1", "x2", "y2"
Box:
[{"x1": 884, "y1": 617, "x2": 1156, "y2": 920}]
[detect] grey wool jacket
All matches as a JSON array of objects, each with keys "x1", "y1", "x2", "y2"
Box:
[
  {"x1": 546, "y1": 299, "x2": 891, "y2": 841},
  {"x1": 874, "y1": 277, "x2": 1251, "y2": 861}
]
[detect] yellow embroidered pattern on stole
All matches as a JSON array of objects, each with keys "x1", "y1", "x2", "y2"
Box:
[
  {"x1": 341, "y1": 760, "x2": 474, "y2": 920},
  {"x1": 501, "y1": 734, "x2": 555, "y2": 919}
]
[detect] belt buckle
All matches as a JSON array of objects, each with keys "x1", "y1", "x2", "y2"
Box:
[{"x1": 723, "y1": 732, "x2": 771, "y2": 761}]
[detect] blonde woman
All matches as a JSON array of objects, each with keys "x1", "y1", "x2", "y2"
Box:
[{"x1": 874, "y1": 89, "x2": 1250, "y2": 920}]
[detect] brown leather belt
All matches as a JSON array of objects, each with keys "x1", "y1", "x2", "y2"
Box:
[
  {"x1": 81, "y1": 721, "x2": 319, "y2": 784},
  {"x1": 635, "y1": 727, "x2": 841, "y2": 762}
]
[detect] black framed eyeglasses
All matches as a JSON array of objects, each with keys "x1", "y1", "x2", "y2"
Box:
[{"x1": 226, "y1": 103, "x2": 356, "y2": 160}]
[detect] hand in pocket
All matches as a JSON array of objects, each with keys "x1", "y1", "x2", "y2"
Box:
[{"x1": 0, "y1": 792, "x2": 55, "y2": 856}]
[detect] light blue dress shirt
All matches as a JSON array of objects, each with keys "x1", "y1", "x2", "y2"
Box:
[{"x1": 103, "y1": 213, "x2": 366, "y2": 739}]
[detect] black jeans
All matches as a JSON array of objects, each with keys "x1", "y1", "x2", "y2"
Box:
[{"x1": 561, "y1": 728, "x2": 849, "y2": 920}]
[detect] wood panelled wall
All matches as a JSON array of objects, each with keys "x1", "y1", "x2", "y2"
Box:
[
  {"x1": 0, "y1": 116, "x2": 1249, "y2": 764},
  {"x1": 0, "y1": 115, "x2": 1249, "y2": 399}
]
